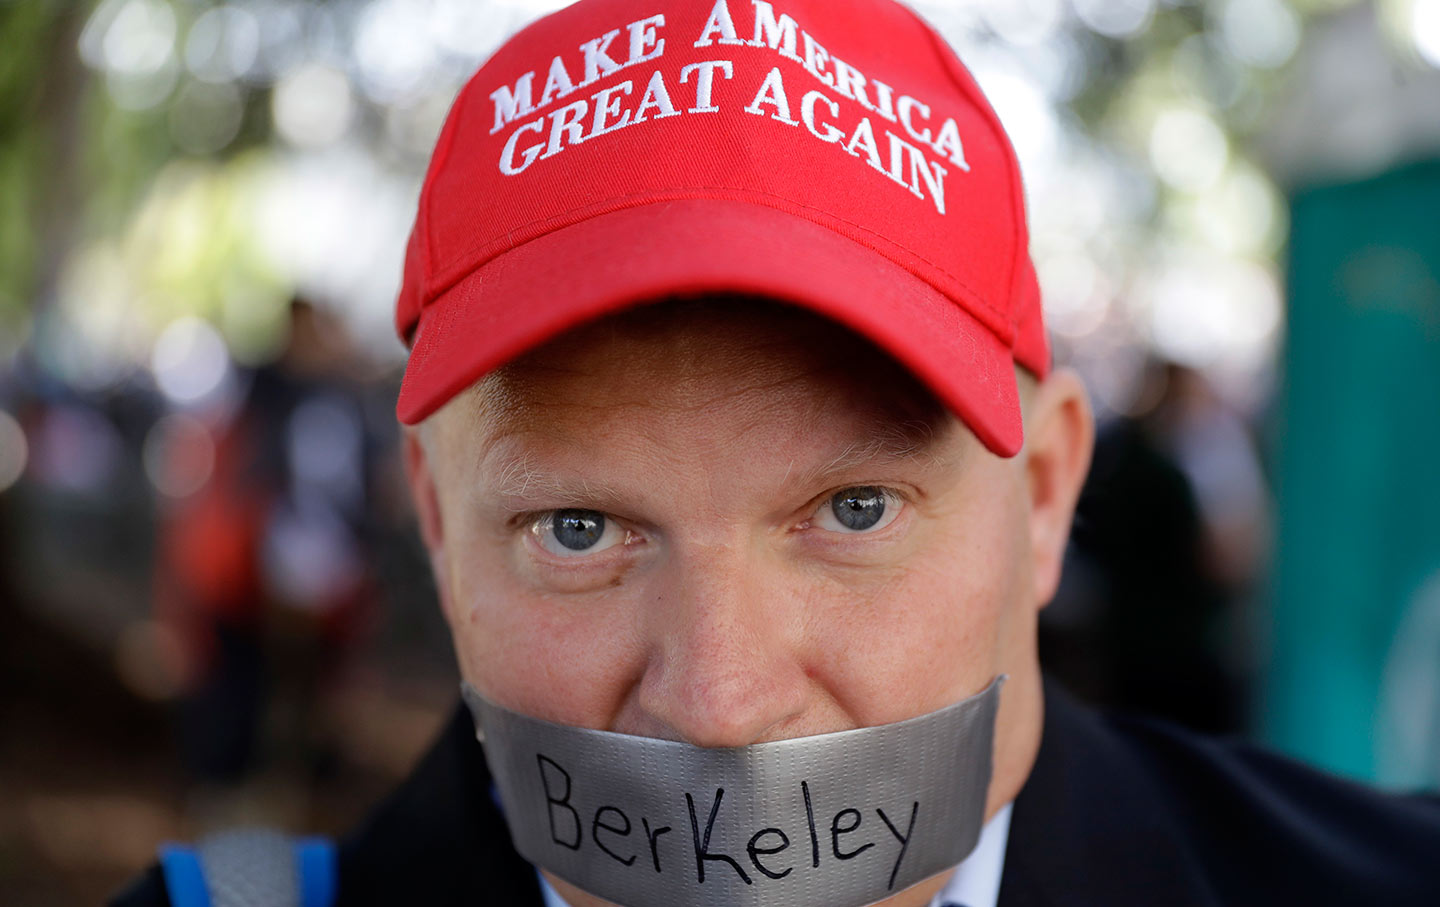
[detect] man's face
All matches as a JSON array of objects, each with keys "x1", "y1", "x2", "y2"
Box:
[{"x1": 408, "y1": 301, "x2": 1088, "y2": 906}]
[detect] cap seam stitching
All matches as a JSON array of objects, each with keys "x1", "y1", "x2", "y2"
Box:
[
  {"x1": 422, "y1": 90, "x2": 468, "y2": 277},
  {"x1": 902, "y1": 2, "x2": 1026, "y2": 335}
]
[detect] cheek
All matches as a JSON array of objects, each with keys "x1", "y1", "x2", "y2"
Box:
[
  {"x1": 444, "y1": 540, "x2": 647, "y2": 728},
  {"x1": 811, "y1": 496, "x2": 1026, "y2": 722}
]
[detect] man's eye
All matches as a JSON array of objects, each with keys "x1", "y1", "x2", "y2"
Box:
[
  {"x1": 531, "y1": 509, "x2": 626, "y2": 557},
  {"x1": 812, "y1": 486, "x2": 903, "y2": 534}
]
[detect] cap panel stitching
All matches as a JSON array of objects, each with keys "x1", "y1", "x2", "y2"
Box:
[
  {"x1": 899, "y1": 2, "x2": 1028, "y2": 335},
  {"x1": 419, "y1": 83, "x2": 470, "y2": 284}
]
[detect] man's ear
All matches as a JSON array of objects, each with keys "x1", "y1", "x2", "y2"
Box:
[
  {"x1": 1022, "y1": 369, "x2": 1095, "y2": 609},
  {"x1": 403, "y1": 426, "x2": 454, "y2": 619}
]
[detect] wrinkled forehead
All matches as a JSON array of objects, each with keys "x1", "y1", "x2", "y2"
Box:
[{"x1": 430, "y1": 296, "x2": 959, "y2": 456}]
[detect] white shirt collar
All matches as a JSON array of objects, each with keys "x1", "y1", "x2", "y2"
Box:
[
  {"x1": 538, "y1": 802, "x2": 1013, "y2": 907},
  {"x1": 928, "y1": 802, "x2": 1012, "y2": 907}
]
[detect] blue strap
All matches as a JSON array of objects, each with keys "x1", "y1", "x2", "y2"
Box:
[
  {"x1": 159, "y1": 835, "x2": 336, "y2": 907},
  {"x1": 294, "y1": 836, "x2": 338, "y2": 907},
  {"x1": 158, "y1": 844, "x2": 212, "y2": 907}
]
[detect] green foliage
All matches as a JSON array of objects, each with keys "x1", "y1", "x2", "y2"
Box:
[{"x1": 0, "y1": 0, "x2": 84, "y2": 318}]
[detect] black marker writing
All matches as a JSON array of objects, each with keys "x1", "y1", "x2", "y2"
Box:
[
  {"x1": 592, "y1": 805, "x2": 636, "y2": 866},
  {"x1": 642, "y1": 817, "x2": 671, "y2": 873},
  {"x1": 746, "y1": 827, "x2": 793, "y2": 880},
  {"x1": 802, "y1": 780, "x2": 820, "y2": 868},
  {"x1": 526, "y1": 755, "x2": 929, "y2": 894},
  {"x1": 831, "y1": 807, "x2": 875, "y2": 861},
  {"x1": 536, "y1": 754, "x2": 582, "y2": 850},
  {"x1": 686, "y1": 788, "x2": 752, "y2": 885},
  {"x1": 877, "y1": 801, "x2": 919, "y2": 890}
]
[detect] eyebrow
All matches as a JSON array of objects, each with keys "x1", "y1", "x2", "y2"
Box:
[
  {"x1": 490, "y1": 451, "x2": 631, "y2": 512},
  {"x1": 788, "y1": 417, "x2": 953, "y2": 488},
  {"x1": 487, "y1": 415, "x2": 953, "y2": 513}
]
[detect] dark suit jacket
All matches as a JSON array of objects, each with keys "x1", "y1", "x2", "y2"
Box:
[{"x1": 111, "y1": 682, "x2": 1440, "y2": 906}]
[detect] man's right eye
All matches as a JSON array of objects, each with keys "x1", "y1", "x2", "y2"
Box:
[{"x1": 530, "y1": 509, "x2": 627, "y2": 557}]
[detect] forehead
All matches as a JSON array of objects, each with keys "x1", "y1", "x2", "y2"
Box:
[{"x1": 434, "y1": 298, "x2": 958, "y2": 454}]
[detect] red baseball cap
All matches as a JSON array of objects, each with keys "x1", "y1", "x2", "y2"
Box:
[{"x1": 395, "y1": 0, "x2": 1049, "y2": 456}]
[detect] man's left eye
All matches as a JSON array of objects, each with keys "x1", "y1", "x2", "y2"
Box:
[
  {"x1": 812, "y1": 486, "x2": 904, "y2": 534},
  {"x1": 531, "y1": 509, "x2": 627, "y2": 557}
]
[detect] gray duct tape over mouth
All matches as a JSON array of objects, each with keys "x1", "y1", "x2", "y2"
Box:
[{"x1": 461, "y1": 675, "x2": 1004, "y2": 907}]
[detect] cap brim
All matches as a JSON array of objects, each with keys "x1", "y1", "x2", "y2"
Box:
[{"x1": 398, "y1": 199, "x2": 1022, "y2": 457}]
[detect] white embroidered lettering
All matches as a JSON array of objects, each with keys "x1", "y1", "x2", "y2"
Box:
[
  {"x1": 887, "y1": 132, "x2": 948, "y2": 214},
  {"x1": 500, "y1": 119, "x2": 546, "y2": 175},
  {"x1": 931, "y1": 117, "x2": 969, "y2": 171},
  {"x1": 870, "y1": 78, "x2": 898, "y2": 123},
  {"x1": 490, "y1": 72, "x2": 536, "y2": 135},
  {"x1": 680, "y1": 60, "x2": 734, "y2": 113},
  {"x1": 898, "y1": 95, "x2": 932, "y2": 144},
  {"x1": 626, "y1": 15, "x2": 666, "y2": 65},
  {"x1": 488, "y1": 4, "x2": 962, "y2": 215},
  {"x1": 801, "y1": 90, "x2": 843, "y2": 143},
  {"x1": 539, "y1": 55, "x2": 578, "y2": 108},
  {"x1": 633, "y1": 70, "x2": 681, "y2": 123},
  {"x1": 589, "y1": 81, "x2": 635, "y2": 139},
  {"x1": 745, "y1": 67, "x2": 798, "y2": 125},
  {"x1": 831, "y1": 59, "x2": 874, "y2": 111},
  {"x1": 845, "y1": 117, "x2": 884, "y2": 173},
  {"x1": 802, "y1": 32, "x2": 834, "y2": 87},
  {"x1": 750, "y1": 1, "x2": 802, "y2": 62},
  {"x1": 579, "y1": 29, "x2": 624, "y2": 86},
  {"x1": 543, "y1": 99, "x2": 590, "y2": 159},
  {"x1": 695, "y1": 0, "x2": 744, "y2": 46}
]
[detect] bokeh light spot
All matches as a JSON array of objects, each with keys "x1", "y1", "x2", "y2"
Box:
[
  {"x1": 80, "y1": 0, "x2": 177, "y2": 76},
  {"x1": 982, "y1": 0, "x2": 1065, "y2": 47},
  {"x1": 1150, "y1": 108, "x2": 1230, "y2": 192},
  {"x1": 151, "y1": 316, "x2": 232, "y2": 406},
  {"x1": 273, "y1": 62, "x2": 354, "y2": 147},
  {"x1": 1040, "y1": 251, "x2": 1112, "y2": 339},
  {"x1": 1415, "y1": 0, "x2": 1440, "y2": 68},
  {"x1": 1072, "y1": 0, "x2": 1155, "y2": 39},
  {"x1": 142, "y1": 413, "x2": 216, "y2": 498},
  {"x1": 1218, "y1": 0, "x2": 1302, "y2": 69},
  {"x1": 353, "y1": 0, "x2": 440, "y2": 104},
  {"x1": 1149, "y1": 258, "x2": 1282, "y2": 369},
  {"x1": 185, "y1": 4, "x2": 261, "y2": 83}
]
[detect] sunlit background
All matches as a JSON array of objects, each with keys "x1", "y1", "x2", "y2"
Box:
[{"x1": 3, "y1": 0, "x2": 1440, "y2": 902}]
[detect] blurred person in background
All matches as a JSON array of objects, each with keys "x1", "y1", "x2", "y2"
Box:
[
  {"x1": 1044, "y1": 360, "x2": 1270, "y2": 735},
  {"x1": 152, "y1": 299, "x2": 377, "y2": 813},
  {"x1": 111, "y1": 1, "x2": 1440, "y2": 906}
]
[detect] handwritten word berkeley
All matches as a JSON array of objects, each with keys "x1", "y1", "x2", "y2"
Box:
[
  {"x1": 535, "y1": 753, "x2": 923, "y2": 892},
  {"x1": 487, "y1": 1, "x2": 971, "y2": 216}
]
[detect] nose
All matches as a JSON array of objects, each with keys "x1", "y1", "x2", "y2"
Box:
[{"x1": 634, "y1": 545, "x2": 811, "y2": 748}]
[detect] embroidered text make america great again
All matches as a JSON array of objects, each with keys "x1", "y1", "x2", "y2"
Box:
[{"x1": 487, "y1": 1, "x2": 974, "y2": 216}]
